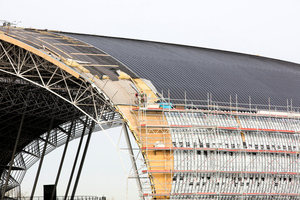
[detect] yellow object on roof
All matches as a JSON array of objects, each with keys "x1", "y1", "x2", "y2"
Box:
[
  {"x1": 118, "y1": 71, "x2": 131, "y2": 80},
  {"x1": 62, "y1": 59, "x2": 90, "y2": 73},
  {"x1": 63, "y1": 59, "x2": 81, "y2": 68},
  {"x1": 132, "y1": 78, "x2": 158, "y2": 104}
]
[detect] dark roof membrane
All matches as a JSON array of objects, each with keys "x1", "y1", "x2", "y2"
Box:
[{"x1": 60, "y1": 32, "x2": 300, "y2": 108}]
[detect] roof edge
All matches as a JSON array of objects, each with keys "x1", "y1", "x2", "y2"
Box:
[{"x1": 36, "y1": 28, "x2": 300, "y2": 67}]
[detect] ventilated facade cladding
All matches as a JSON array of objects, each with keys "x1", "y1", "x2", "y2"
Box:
[{"x1": 164, "y1": 110, "x2": 300, "y2": 199}]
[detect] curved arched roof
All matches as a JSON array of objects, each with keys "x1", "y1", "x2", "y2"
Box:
[
  {"x1": 0, "y1": 27, "x2": 126, "y2": 192},
  {"x1": 61, "y1": 32, "x2": 300, "y2": 108},
  {"x1": 1, "y1": 26, "x2": 300, "y2": 195}
]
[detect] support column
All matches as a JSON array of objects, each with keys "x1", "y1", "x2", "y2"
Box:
[
  {"x1": 50, "y1": 121, "x2": 74, "y2": 200},
  {"x1": 30, "y1": 118, "x2": 54, "y2": 200},
  {"x1": 70, "y1": 119, "x2": 95, "y2": 200},
  {"x1": 1, "y1": 113, "x2": 25, "y2": 200},
  {"x1": 123, "y1": 123, "x2": 144, "y2": 199},
  {"x1": 64, "y1": 117, "x2": 88, "y2": 199}
]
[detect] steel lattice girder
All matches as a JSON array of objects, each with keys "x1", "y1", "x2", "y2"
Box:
[{"x1": 0, "y1": 39, "x2": 123, "y2": 194}]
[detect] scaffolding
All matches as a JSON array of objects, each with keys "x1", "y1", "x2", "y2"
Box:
[{"x1": 130, "y1": 96, "x2": 300, "y2": 199}]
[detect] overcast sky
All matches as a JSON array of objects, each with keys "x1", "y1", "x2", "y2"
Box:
[{"x1": 1, "y1": 0, "x2": 300, "y2": 200}]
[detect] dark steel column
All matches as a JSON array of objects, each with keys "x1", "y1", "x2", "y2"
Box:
[
  {"x1": 64, "y1": 117, "x2": 88, "y2": 199},
  {"x1": 123, "y1": 124, "x2": 144, "y2": 199},
  {"x1": 70, "y1": 119, "x2": 95, "y2": 200},
  {"x1": 30, "y1": 118, "x2": 54, "y2": 200},
  {"x1": 50, "y1": 121, "x2": 74, "y2": 200},
  {"x1": 1, "y1": 113, "x2": 25, "y2": 200}
]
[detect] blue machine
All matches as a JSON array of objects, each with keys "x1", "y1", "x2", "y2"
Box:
[{"x1": 159, "y1": 102, "x2": 172, "y2": 109}]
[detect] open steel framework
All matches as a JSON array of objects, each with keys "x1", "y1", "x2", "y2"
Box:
[{"x1": 0, "y1": 38, "x2": 123, "y2": 198}]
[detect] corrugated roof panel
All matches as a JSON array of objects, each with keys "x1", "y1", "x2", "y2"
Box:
[{"x1": 60, "y1": 32, "x2": 300, "y2": 108}]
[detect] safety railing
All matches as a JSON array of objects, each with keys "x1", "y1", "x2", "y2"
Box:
[
  {"x1": 18, "y1": 196, "x2": 101, "y2": 200},
  {"x1": 131, "y1": 96, "x2": 300, "y2": 198}
]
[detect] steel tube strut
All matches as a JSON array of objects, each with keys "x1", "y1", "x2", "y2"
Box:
[
  {"x1": 123, "y1": 124, "x2": 144, "y2": 199},
  {"x1": 30, "y1": 118, "x2": 54, "y2": 200},
  {"x1": 1, "y1": 112, "x2": 25, "y2": 200},
  {"x1": 70, "y1": 119, "x2": 95, "y2": 200},
  {"x1": 64, "y1": 117, "x2": 88, "y2": 199},
  {"x1": 51, "y1": 121, "x2": 74, "y2": 200}
]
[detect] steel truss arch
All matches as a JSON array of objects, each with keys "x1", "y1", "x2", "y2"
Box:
[{"x1": 0, "y1": 38, "x2": 123, "y2": 196}]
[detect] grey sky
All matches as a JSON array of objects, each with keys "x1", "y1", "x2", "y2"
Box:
[{"x1": 1, "y1": 0, "x2": 300, "y2": 200}]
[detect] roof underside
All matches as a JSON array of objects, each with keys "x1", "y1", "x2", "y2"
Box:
[
  {"x1": 0, "y1": 28, "x2": 125, "y2": 192},
  {"x1": 61, "y1": 32, "x2": 300, "y2": 108}
]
